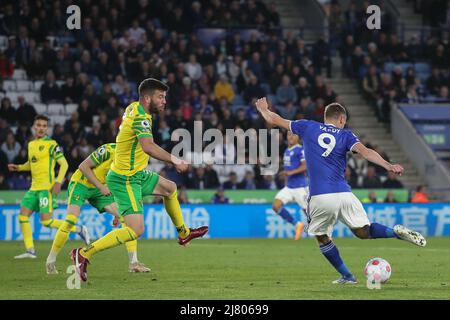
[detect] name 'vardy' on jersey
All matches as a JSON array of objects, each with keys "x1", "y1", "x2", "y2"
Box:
[{"x1": 289, "y1": 119, "x2": 360, "y2": 196}]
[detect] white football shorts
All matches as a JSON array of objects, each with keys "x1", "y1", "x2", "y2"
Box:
[
  {"x1": 306, "y1": 192, "x2": 370, "y2": 236},
  {"x1": 275, "y1": 186, "x2": 309, "y2": 210}
]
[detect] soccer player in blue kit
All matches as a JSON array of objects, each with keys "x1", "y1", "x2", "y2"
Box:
[
  {"x1": 273, "y1": 131, "x2": 308, "y2": 240},
  {"x1": 255, "y1": 98, "x2": 426, "y2": 284}
]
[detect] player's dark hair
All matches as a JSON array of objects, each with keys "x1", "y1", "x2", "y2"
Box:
[
  {"x1": 138, "y1": 78, "x2": 169, "y2": 96},
  {"x1": 324, "y1": 103, "x2": 347, "y2": 120},
  {"x1": 34, "y1": 114, "x2": 49, "y2": 123}
]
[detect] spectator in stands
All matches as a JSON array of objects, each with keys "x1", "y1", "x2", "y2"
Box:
[
  {"x1": 243, "y1": 75, "x2": 265, "y2": 104},
  {"x1": 345, "y1": 166, "x2": 358, "y2": 188},
  {"x1": 51, "y1": 123, "x2": 64, "y2": 145},
  {"x1": 238, "y1": 170, "x2": 257, "y2": 190},
  {"x1": 276, "y1": 75, "x2": 297, "y2": 106},
  {"x1": 426, "y1": 67, "x2": 444, "y2": 96},
  {"x1": 438, "y1": 85, "x2": 449, "y2": 101},
  {"x1": 0, "y1": 97, "x2": 16, "y2": 125},
  {"x1": 383, "y1": 171, "x2": 404, "y2": 189},
  {"x1": 0, "y1": 149, "x2": 9, "y2": 176},
  {"x1": 384, "y1": 191, "x2": 397, "y2": 203},
  {"x1": 431, "y1": 44, "x2": 448, "y2": 69},
  {"x1": 362, "y1": 191, "x2": 378, "y2": 203},
  {"x1": 178, "y1": 186, "x2": 190, "y2": 204},
  {"x1": 223, "y1": 171, "x2": 239, "y2": 190},
  {"x1": 77, "y1": 99, "x2": 94, "y2": 127},
  {"x1": 15, "y1": 96, "x2": 37, "y2": 126},
  {"x1": 8, "y1": 173, "x2": 30, "y2": 190},
  {"x1": 347, "y1": 153, "x2": 368, "y2": 187},
  {"x1": 0, "y1": 51, "x2": 13, "y2": 79},
  {"x1": 40, "y1": 70, "x2": 60, "y2": 103},
  {"x1": 184, "y1": 54, "x2": 202, "y2": 81},
  {"x1": 362, "y1": 65, "x2": 380, "y2": 105},
  {"x1": 362, "y1": 166, "x2": 382, "y2": 188},
  {"x1": 212, "y1": 187, "x2": 230, "y2": 204},
  {"x1": 1, "y1": 132, "x2": 21, "y2": 162},
  {"x1": 258, "y1": 174, "x2": 280, "y2": 190},
  {"x1": 189, "y1": 166, "x2": 220, "y2": 189},
  {"x1": 214, "y1": 74, "x2": 235, "y2": 103},
  {"x1": 60, "y1": 76, "x2": 80, "y2": 103},
  {"x1": 0, "y1": 172, "x2": 9, "y2": 190},
  {"x1": 411, "y1": 185, "x2": 430, "y2": 203}
]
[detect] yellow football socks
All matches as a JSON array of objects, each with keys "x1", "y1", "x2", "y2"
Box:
[
  {"x1": 81, "y1": 227, "x2": 137, "y2": 260},
  {"x1": 41, "y1": 218, "x2": 77, "y2": 232},
  {"x1": 49, "y1": 214, "x2": 78, "y2": 256},
  {"x1": 163, "y1": 191, "x2": 190, "y2": 238},
  {"x1": 121, "y1": 220, "x2": 138, "y2": 262},
  {"x1": 18, "y1": 215, "x2": 34, "y2": 251}
]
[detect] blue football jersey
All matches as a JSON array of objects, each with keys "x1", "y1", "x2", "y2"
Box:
[
  {"x1": 290, "y1": 120, "x2": 360, "y2": 196},
  {"x1": 283, "y1": 144, "x2": 308, "y2": 188}
]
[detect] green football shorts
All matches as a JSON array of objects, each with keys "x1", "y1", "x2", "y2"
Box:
[
  {"x1": 67, "y1": 181, "x2": 115, "y2": 213},
  {"x1": 106, "y1": 169, "x2": 159, "y2": 216},
  {"x1": 21, "y1": 189, "x2": 58, "y2": 214}
]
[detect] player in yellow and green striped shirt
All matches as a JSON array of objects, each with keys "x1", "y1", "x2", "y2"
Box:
[
  {"x1": 71, "y1": 78, "x2": 209, "y2": 282},
  {"x1": 8, "y1": 115, "x2": 89, "y2": 259},
  {"x1": 45, "y1": 143, "x2": 150, "y2": 274}
]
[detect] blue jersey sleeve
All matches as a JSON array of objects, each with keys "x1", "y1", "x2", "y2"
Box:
[
  {"x1": 345, "y1": 130, "x2": 360, "y2": 151},
  {"x1": 290, "y1": 120, "x2": 310, "y2": 137}
]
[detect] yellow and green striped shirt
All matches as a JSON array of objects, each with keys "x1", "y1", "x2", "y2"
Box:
[
  {"x1": 21, "y1": 136, "x2": 65, "y2": 191},
  {"x1": 71, "y1": 143, "x2": 116, "y2": 188},
  {"x1": 110, "y1": 102, "x2": 153, "y2": 176}
]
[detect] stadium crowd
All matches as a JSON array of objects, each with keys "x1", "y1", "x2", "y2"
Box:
[
  {"x1": 0, "y1": 0, "x2": 411, "y2": 202},
  {"x1": 329, "y1": 0, "x2": 450, "y2": 123}
]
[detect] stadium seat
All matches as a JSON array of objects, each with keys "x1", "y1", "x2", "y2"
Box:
[
  {"x1": 47, "y1": 103, "x2": 65, "y2": 115},
  {"x1": 22, "y1": 91, "x2": 40, "y2": 103},
  {"x1": 3, "y1": 80, "x2": 16, "y2": 91},
  {"x1": 15, "y1": 80, "x2": 33, "y2": 92},
  {"x1": 399, "y1": 63, "x2": 413, "y2": 73},
  {"x1": 5, "y1": 91, "x2": 19, "y2": 103},
  {"x1": 197, "y1": 28, "x2": 226, "y2": 47},
  {"x1": 0, "y1": 35, "x2": 7, "y2": 48},
  {"x1": 383, "y1": 62, "x2": 395, "y2": 74},
  {"x1": 238, "y1": 29, "x2": 261, "y2": 42},
  {"x1": 34, "y1": 103, "x2": 47, "y2": 114},
  {"x1": 65, "y1": 103, "x2": 78, "y2": 115},
  {"x1": 414, "y1": 63, "x2": 431, "y2": 74},
  {"x1": 51, "y1": 115, "x2": 67, "y2": 126},
  {"x1": 233, "y1": 94, "x2": 245, "y2": 106},
  {"x1": 12, "y1": 69, "x2": 27, "y2": 80},
  {"x1": 34, "y1": 80, "x2": 44, "y2": 91}
]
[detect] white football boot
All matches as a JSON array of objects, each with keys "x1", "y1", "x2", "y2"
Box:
[{"x1": 393, "y1": 225, "x2": 427, "y2": 247}]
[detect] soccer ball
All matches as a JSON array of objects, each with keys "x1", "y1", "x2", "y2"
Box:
[{"x1": 364, "y1": 258, "x2": 392, "y2": 283}]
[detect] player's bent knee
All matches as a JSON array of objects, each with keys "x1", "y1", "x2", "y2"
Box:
[
  {"x1": 352, "y1": 226, "x2": 370, "y2": 239},
  {"x1": 316, "y1": 234, "x2": 331, "y2": 245},
  {"x1": 163, "y1": 181, "x2": 177, "y2": 197}
]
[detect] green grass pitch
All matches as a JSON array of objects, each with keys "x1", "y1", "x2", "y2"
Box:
[{"x1": 0, "y1": 238, "x2": 449, "y2": 299}]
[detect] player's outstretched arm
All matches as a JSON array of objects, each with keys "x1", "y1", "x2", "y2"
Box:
[
  {"x1": 255, "y1": 97, "x2": 290, "y2": 130},
  {"x1": 8, "y1": 161, "x2": 30, "y2": 172},
  {"x1": 139, "y1": 137, "x2": 189, "y2": 173},
  {"x1": 352, "y1": 143, "x2": 404, "y2": 175},
  {"x1": 79, "y1": 157, "x2": 111, "y2": 196}
]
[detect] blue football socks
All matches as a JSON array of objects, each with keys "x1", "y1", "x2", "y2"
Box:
[
  {"x1": 320, "y1": 241, "x2": 353, "y2": 278},
  {"x1": 277, "y1": 207, "x2": 297, "y2": 225},
  {"x1": 369, "y1": 223, "x2": 399, "y2": 239}
]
